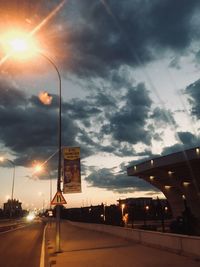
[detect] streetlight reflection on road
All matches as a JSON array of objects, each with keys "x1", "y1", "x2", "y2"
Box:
[{"x1": 2, "y1": 31, "x2": 62, "y2": 252}]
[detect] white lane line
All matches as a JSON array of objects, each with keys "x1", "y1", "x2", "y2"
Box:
[
  {"x1": 40, "y1": 223, "x2": 48, "y2": 267},
  {"x1": 0, "y1": 224, "x2": 30, "y2": 235}
]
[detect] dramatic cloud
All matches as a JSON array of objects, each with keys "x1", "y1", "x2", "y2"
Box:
[
  {"x1": 100, "y1": 83, "x2": 152, "y2": 145},
  {"x1": 186, "y1": 79, "x2": 200, "y2": 119},
  {"x1": 1, "y1": 1, "x2": 199, "y2": 77},
  {"x1": 161, "y1": 132, "x2": 200, "y2": 156},
  {"x1": 150, "y1": 107, "x2": 176, "y2": 127},
  {"x1": 0, "y1": 78, "x2": 27, "y2": 107},
  {"x1": 0, "y1": 78, "x2": 94, "y2": 168},
  {"x1": 1, "y1": 0, "x2": 200, "y2": 194},
  {"x1": 85, "y1": 167, "x2": 158, "y2": 193},
  {"x1": 61, "y1": 0, "x2": 200, "y2": 77}
]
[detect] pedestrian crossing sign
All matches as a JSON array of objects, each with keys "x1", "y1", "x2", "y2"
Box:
[{"x1": 51, "y1": 191, "x2": 67, "y2": 205}]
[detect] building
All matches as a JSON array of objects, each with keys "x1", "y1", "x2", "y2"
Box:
[
  {"x1": 118, "y1": 197, "x2": 171, "y2": 222},
  {"x1": 3, "y1": 199, "x2": 22, "y2": 217}
]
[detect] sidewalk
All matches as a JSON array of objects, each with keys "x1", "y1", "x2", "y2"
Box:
[{"x1": 45, "y1": 220, "x2": 200, "y2": 267}]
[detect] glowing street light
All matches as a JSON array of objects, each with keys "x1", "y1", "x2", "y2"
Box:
[
  {"x1": 38, "y1": 192, "x2": 45, "y2": 213},
  {"x1": 34, "y1": 163, "x2": 53, "y2": 211},
  {"x1": 144, "y1": 205, "x2": 150, "y2": 226},
  {"x1": 1, "y1": 30, "x2": 38, "y2": 60},
  {"x1": 121, "y1": 203, "x2": 125, "y2": 220},
  {"x1": 145, "y1": 205, "x2": 149, "y2": 211},
  {"x1": 34, "y1": 164, "x2": 43, "y2": 173},
  {"x1": 2, "y1": 31, "x2": 62, "y2": 252}
]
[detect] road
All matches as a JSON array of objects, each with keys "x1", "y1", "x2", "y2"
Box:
[
  {"x1": 0, "y1": 220, "x2": 45, "y2": 267},
  {"x1": 46, "y1": 221, "x2": 200, "y2": 267}
]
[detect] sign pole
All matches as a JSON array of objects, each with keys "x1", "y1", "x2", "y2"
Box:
[
  {"x1": 56, "y1": 205, "x2": 60, "y2": 252},
  {"x1": 51, "y1": 191, "x2": 67, "y2": 252}
]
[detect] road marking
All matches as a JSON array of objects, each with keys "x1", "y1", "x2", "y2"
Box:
[
  {"x1": 0, "y1": 224, "x2": 28, "y2": 235},
  {"x1": 40, "y1": 223, "x2": 48, "y2": 267}
]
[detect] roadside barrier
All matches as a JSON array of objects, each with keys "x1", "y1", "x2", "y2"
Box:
[{"x1": 68, "y1": 221, "x2": 200, "y2": 259}]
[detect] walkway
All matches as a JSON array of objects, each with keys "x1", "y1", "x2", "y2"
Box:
[{"x1": 45, "y1": 221, "x2": 200, "y2": 267}]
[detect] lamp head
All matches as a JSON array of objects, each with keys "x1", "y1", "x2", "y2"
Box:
[
  {"x1": 9, "y1": 37, "x2": 28, "y2": 53},
  {"x1": 1, "y1": 29, "x2": 38, "y2": 59},
  {"x1": 34, "y1": 164, "x2": 43, "y2": 173}
]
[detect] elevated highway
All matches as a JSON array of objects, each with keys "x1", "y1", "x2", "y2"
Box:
[{"x1": 127, "y1": 147, "x2": 200, "y2": 227}]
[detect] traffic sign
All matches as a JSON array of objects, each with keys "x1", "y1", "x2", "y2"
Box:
[{"x1": 51, "y1": 191, "x2": 67, "y2": 205}]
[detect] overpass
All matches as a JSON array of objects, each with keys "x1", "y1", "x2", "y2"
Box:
[{"x1": 127, "y1": 147, "x2": 200, "y2": 230}]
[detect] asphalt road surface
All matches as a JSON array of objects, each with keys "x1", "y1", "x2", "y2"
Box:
[{"x1": 0, "y1": 220, "x2": 45, "y2": 267}]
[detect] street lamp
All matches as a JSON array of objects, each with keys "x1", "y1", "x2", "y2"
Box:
[
  {"x1": 0, "y1": 157, "x2": 16, "y2": 217},
  {"x1": 33, "y1": 163, "x2": 53, "y2": 210},
  {"x1": 144, "y1": 205, "x2": 149, "y2": 226},
  {"x1": 35, "y1": 55, "x2": 62, "y2": 253},
  {"x1": 38, "y1": 192, "x2": 45, "y2": 214},
  {"x1": 121, "y1": 203, "x2": 125, "y2": 225},
  {"x1": 3, "y1": 33, "x2": 62, "y2": 252}
]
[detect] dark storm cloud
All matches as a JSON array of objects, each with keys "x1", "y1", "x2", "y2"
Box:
[
  {"x1": 0, "y1": 78, "x2": 27, "y2": 107},
  {"x1": 150, "y1": 107, "x2": 176, "y2": 127},
  {"x1": 64, "y1": 99, "x2": 101, "y2": 119},
  {"x1": 148, "y1": 0, "x2": 199, "y2": 49},
  {"x1": 161, "y1": 131, "x2": 200, "y2": 156},
  {"x1": 93, "y1": 92, "x2": 116, "y2": 108},
  {"x1": 0, "y1": 79, "x2": 155, "y2": 171},
  {"x1": 100, "y1": 83, "x2": 152, "y2": 145},
  {"x1": 0, "y1": 79, "x2": 96, "y2": 168},
  {"x1": 63, "y1": 97, "x2": 103, "y2": 128},
  {"x1": 59, "y1": 0, "x2": 200, "y2": 77},
  {"x1": 178, "y1": 131, "x2": 199, "y2": 146},
  {"x1": 128, "y1": 131, "x2": 200, "y2": 162},
  {"x1": 85, "y1": 167, "x2": 157, "y2": 193},
  {"x1": 1, "y1": 1, "x2": 199, "y2": 77},
  {"x1": 0, "y1": 103, "x2": 79, "y2": 165},
  {"x1": 185, "y1": 79, "x2": 200, "y2": 119}
]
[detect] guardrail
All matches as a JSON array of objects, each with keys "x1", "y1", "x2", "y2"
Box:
[{"x1": 68, "y1": 221, "x2": 200, "y2": 259}]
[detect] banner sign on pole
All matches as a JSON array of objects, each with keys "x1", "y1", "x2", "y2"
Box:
[{"x1": 63, "y1": 147, "x2": 81, "y2": 194}]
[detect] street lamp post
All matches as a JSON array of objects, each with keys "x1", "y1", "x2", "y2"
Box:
[
  {"x1": 2, "y1": 33, "x2": 62, "y2": 252},
  {"x1": 33, "y1": 164, "x2": 53, "y2": 211},
  {"x1": 121, "y1": 204, "x2": 125, "y2": 226},
  {"x1": 49, "y1": 171, "x2": 52, "y2": 211},
  {"x1": 39, "y1": 53, "x2": 62, "y2": 253},
  {"x1": 8, "y1": 159, "x2": 16, "y2": 204},
  {"x1": 32, "y1": 53, "x2": 62, "y2": 252},
  {"x1": 0, "y1": 157, "x2": 16, "y2": 218}
]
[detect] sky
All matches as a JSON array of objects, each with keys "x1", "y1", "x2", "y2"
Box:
[{"x1": 0, "y1": 0, "x2": 200, "y2": 210}]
